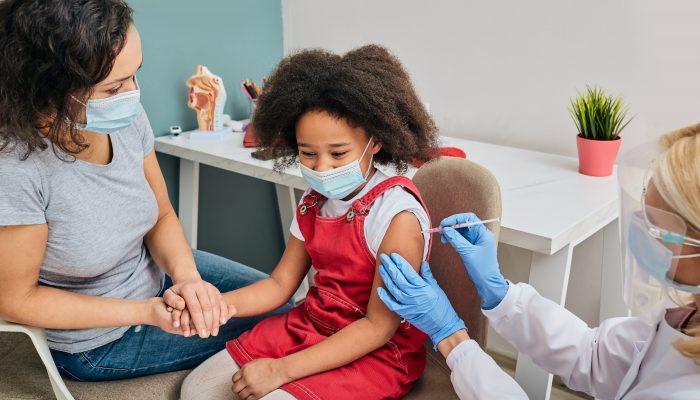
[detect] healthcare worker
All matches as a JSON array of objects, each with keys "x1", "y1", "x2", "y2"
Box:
[{"x1": 378, "y1": 125, "x2": 700, "y2": 399}]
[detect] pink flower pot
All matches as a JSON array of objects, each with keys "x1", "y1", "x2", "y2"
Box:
[{"x1": 576, "y1": 135, "x2": 622, "y2": 177}]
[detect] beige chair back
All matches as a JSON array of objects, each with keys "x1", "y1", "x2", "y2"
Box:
[{"x1": 413, "y1": 157, "x2": 502, "y2": 347}]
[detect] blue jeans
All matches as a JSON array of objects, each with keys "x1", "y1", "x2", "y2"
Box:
[{"x1": 51, "y1": 250, "x2": 292, "y2": 382}]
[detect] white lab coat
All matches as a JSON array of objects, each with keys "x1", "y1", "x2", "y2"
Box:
[{"x1": 447, "y1": 282, "x2": 700, "y2": 400}]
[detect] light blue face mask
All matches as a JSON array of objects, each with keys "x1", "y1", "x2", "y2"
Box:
[
  {"x1": 300, "y1": 137, "x2": 374, "y2": 200},
  {"x1": 71, "y1": 81, "x2": 141, "y2": 135},
  {"x1": 628, "y1": 212, "x2": 700, "y2": 293}
]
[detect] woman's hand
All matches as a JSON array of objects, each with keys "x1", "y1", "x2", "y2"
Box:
[
  {"x1": 168, "y1": 303, "x2": 236, "y2": 338},
  {"x1": 231, "y1": 358, "x2": 291, "y2": 399},
  {"x1": 163, "y1": 277, "x2": 230, "y2": 338}
]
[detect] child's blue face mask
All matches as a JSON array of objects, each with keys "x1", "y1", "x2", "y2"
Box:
[
  {"x1": 71, "y1": 80, "x2": 141, "y2": 135},
  {"x1": 300, "y1": 137, "x2": 374, "y2": 200}
]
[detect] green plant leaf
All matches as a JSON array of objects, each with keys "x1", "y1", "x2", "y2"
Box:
[{"x1": 568, "y1": 85, "x2": 632, "y2": 140}]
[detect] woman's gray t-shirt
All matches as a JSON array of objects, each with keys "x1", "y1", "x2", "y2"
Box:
[{"x1": 0, "y1": 105, "x2": 164, "y2": 353}]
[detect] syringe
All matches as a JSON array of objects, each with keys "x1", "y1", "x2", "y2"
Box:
[{"x1": 422, "y1": 218, "x2": 500, "y2": 234}]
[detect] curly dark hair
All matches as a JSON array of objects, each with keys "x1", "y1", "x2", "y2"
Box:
[
  {"x1": 0, "y1": 0, "x2": 133, "y2": 159},
  {"x1": 252, "y1": 44, "x2": 439, "y2": 173}
]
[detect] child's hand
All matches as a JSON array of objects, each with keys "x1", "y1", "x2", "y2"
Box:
[
  {"x1": 170, "y1": 307, "x2": 194, "y2": 337},
  {"x1": 168, "y1": 303, "x2": 237, "y2": 337},
  {"x1": 231, "y1": 358, "x2": 291, "y2": 399},
  {"x1": 147, "y1": 297, "x2": 184, "y2": 335},
  {"x1": 162, "y1": 287, "x2": 187, "y2": 311}
]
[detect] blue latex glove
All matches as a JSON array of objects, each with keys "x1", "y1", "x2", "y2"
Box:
[
  {"x1": 377, "y1": 253, "x2": 467, "y2": 350},
  {"x1": 440, "y1": 213, "x2": 509, "y2": 310}
]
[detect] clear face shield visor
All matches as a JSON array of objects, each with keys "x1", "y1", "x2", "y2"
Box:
[{"x1": 619, "y1": 142, "x2": 700, "y2": 318}]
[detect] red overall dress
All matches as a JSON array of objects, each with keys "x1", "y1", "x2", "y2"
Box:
[{"x1": 227, "y1": 176, "x2": 431, "y2": 400}]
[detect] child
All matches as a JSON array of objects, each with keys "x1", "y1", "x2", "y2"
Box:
[{"x1": 178, "y1": 44, "x2": 439, "y2": 400}]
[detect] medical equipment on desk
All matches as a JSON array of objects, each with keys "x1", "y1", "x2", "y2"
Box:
[
  {"x1": 223, "y1": 115, "x2": 249, "y2": 132},
  {"x1": 422, "y1": 218, "x2": 500, "y2": 234},
  {"x1": 185, "y1": 65, "x2": 230, "y2": 140},
  {"x1": 169, "y1": 125, "x2": 182, "y2": 140},
  {"x1": 186, "y1": 65, "x2": 227, "y2": 131}
]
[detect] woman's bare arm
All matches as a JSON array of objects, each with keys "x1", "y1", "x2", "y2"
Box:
[
  {"x1": 143, "y1": 149, "x2": 231, "y2": 338},
  {"x1": 0, "y1": 224, "x2": 173, "y2": 331},
  {"x1": 142, "y1": 149, "x2": 200, "y2": 283}
]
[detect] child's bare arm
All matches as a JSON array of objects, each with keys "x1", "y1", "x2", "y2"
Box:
[
  {"x1": 280, "y1": 211, "x2": 424, "y2": 380},
  {"x1": 222, "y1": 235, "x2": 311, "y2": 317}
]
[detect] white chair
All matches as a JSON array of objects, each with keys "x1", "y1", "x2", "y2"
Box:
[{"x1": 0, "y1": 318, "x2": 75, "y2": 400}]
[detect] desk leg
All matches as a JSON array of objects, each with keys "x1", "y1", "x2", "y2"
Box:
[
  {"x1": 514, "y1": 244, "x2": 574, "y2": 400},
  {"x1": 275, "y1": 184, "x2": 310, "y2": 303},
  {"x1": 598, "y1": 218, "x2": 629, "y2": 322},
  {"x1": 178, "y1": 159, "x2": 200, "y2": 249}
]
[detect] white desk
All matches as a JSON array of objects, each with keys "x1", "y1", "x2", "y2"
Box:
[{"x1": 155, "y1": 132, "x2": 627, "y2": 400}]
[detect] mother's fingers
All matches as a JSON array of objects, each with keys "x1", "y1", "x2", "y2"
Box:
[
  {"x1": 194, "y1": 285, "x2": 214, "y2": 337},
  {"x1": 163, "y1": 289, "x2": 186, "y2": 310},
  {"x1": 180, "y1": 286, "x2": 208, "y2": 338},
  {"x1": 220, "y1": 299, "x2": 230, "y2": 324},
  {"x1": 181, "y1": 309, "x2": 192, "y2": 337},
  {"x1": 208, "y1": 287, "x2": 221, "y2": 336},
  {"x1": 171, "y1": 308, "x2": 182, "y2": 329}
]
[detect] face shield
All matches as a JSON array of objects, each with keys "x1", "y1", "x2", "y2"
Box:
[{"x1": 618, "y1": 141, "x2": 700, "y2": 318}]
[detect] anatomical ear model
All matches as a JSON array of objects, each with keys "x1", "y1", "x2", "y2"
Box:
[{"x1": 186, "y1": 65, "x2": 227, "y2": 131}]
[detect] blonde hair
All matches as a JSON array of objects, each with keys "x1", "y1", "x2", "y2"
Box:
[{"x1": 653, "y1": 123, "x2": 700, "y2": 363}]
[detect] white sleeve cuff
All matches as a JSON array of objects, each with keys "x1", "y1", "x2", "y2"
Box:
[
  {"x1": 482, "y1": 281, "x2": 524, "y2": 320},
  {"x1": 445, "y1": 339, "x2": 482, "y2": 371},
  {"x1": 446, "y1": 336, "x2": 529, "y2": 400}
]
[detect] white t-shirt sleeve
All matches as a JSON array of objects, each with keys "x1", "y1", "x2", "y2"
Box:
[
  {"x1": 365, "y1": 187, "x2": 431, "y2": 260},
  {"x1": 0, "y1": 153, "x2": 46, "y2": 226},
  {"x1": 289, "y1": 189, "x2": 311, "y2": 242},
  {"x1": 290, "y1": 214, "x2": 303, "y2": 241}
]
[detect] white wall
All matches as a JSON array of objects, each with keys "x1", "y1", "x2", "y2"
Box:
[{"x1": 282, "y1": 0, "x2": 700, "y2": 157}]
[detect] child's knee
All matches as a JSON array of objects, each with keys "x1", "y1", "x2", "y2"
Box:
[
  {"x1": 180, "y1": 349, "x2": 238, "y2": 400},
  {"x1": 180, "y1": 373, "x2": 195, "y2": 400},
  {"x1": 180, "y1": 368, "x2": 229, "y2": 400}
]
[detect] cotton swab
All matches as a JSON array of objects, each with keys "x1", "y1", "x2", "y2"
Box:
[{"x1": 422, "y1": 218, "x2": 500, "y2": 234}]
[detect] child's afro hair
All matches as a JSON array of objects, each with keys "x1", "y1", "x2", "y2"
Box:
[{"x1": 251, "y1": 44, "x2": 439, "y2": 173}]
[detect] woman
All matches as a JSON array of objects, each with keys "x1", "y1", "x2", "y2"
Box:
[
  {"x1": 0, "y1": 0, "x2": 285, "y2": 382},
  {"x1": 378, "y1": 124, "x2": 700, "y2": 399}
]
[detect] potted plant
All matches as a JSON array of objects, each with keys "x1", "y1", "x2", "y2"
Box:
[{"x1": 568, "y1": 86, "x2": 632, "y2": 177}]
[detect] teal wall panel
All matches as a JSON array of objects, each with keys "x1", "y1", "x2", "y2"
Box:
[{"x1": 131, "y1": 0, "x2": 285, "y2": 273}]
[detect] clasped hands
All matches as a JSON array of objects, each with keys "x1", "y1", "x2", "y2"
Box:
[
  {"x1": 149, "y1": 276, "x2": 235, "y2": 338},
  {"x1": 147, "y1": 276, "x2": 293, "y2": 398}
]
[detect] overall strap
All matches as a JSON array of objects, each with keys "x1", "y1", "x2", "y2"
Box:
[
  {"x1": 351, "y1": 176, "x2": 423, "y2": 217},
  {"x1": 298, "y1": 190, "x2": 326, "y2": 216}
]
